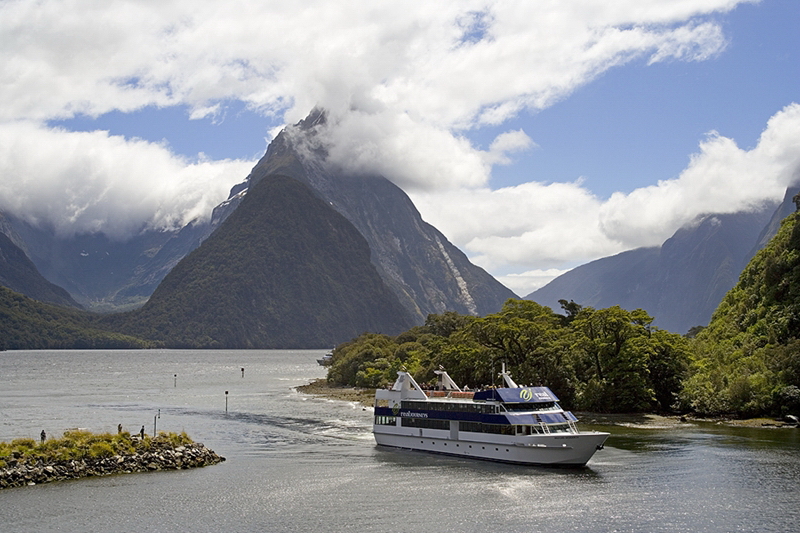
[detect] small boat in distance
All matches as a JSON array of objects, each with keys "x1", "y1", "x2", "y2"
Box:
[
  {"x1": 317, "y1": 351, "x2": 333, "y2": 366},
  {"x1": 372, "y1": 365, "x2": 609, "y2": 466}
]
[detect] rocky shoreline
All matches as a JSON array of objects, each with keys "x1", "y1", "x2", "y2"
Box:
[
  {"x1": 296, "y1": 379, "x2": 375, "y2": 405},
  {"x1": 0, "y1": 439, "x2": 225, "y2": 490}
]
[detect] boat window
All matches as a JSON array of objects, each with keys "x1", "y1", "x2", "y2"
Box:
[
  {"x1": 401, "y1": 418, "x2": 449, "y2": 430},
  {"x1": 460, "y1": 421, "x2": 514, "y2": 435},
  {"x1": 400, "y1": 400, "x2": 498, "y2": 414},
  {"x1": 374, "y1": 416, "x2": 396, "y2": 426},
  {"x1": 503, "y1": 401, "x2": 556, "y2": 412}
]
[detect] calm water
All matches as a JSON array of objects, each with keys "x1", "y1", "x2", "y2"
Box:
[{"x1": 1, "y1": 350, "x2": 799, "y2": 533}]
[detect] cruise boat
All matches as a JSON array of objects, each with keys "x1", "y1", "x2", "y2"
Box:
[
  {"x1": 317, "y1": 351, "x2": 333, "y2": 366},
  {"x1": 373, "y1": 366, "x2": 609, "y2": 466}
]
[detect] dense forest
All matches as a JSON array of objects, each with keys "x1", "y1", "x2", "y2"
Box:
[
  {"x1": 680, "y1": 209, "x2": 800, "y2": 417},
  {"x1": 0, "y1": 286, "x2": 154, "y2": 350},
  {"x1": 325, "y1": 211, "x2": 800, "y2": 418},
  {"x1": 325, "y1": 299, "x2": 691, "y2": 414}
]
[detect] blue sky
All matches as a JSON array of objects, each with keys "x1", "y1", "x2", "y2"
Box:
[{"x1": 2, "y1": 0, "x2": 799, "y2": 295}]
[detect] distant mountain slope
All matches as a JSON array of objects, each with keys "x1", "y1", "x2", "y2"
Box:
[
  {"x1": 528, "y1": 206, "x2": 776, "y2": 334},
  {"x1": 4, "y1": 214, "x2": 227, "y2": 312},
  {"x1": 750, "y1": 186, "x2": 800, "y2": 254},
  {"x1": 232, "y1": 110, "x2": 515, "y2": 322},
  {"x1": 111, "y1": 174, "x2": 416, "y2": 348},
  {"x1": 0, "y1": 231, "x2": 81, "y2": 308},
  {"x1": 0, "y1": 286, "x2": 151, "y2": 350}
]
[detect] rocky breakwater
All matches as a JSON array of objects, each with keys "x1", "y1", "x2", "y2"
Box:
[{"x1": 0, "y1": 431, "x2": 225, "y2": 490}]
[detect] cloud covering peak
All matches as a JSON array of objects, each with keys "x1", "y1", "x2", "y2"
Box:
[{"x1": 1, "y1": 0, "x2": 797, "y2": 295}]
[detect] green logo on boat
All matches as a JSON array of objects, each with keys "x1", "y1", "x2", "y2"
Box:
[{"x1": 520, "y1": 388, "x2": 533, "y2": 401}]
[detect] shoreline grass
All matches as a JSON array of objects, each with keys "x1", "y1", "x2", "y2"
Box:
[{"x1": 0, "y1": 429, "x2": 194, "y2": 469}]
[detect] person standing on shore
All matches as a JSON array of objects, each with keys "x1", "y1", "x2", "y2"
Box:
[
  {"x1": 40, "y1": 430, "x2": 46, "y2": 444},
  {"x1": 140, "y1": 426, "x2": 145, "y2": 439}
]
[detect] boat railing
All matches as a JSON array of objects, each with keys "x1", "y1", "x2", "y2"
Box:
[{"x1": 425, "y1": 390, "x2": 475, "y2": 399}]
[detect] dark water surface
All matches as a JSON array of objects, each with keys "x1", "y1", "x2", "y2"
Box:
[{"x1": 1, "y1": 350, "x2": 798, "y2": 532}]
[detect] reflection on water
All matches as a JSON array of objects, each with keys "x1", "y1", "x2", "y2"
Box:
[{"x1": 1, "y1": 350, "x2": 799, "y2": 533}]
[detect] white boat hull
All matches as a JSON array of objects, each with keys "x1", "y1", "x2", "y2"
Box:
[{"x1": 373, "y1": 426, "x2": 608, "y2": 466}]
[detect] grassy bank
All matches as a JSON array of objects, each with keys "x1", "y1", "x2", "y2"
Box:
[
  {"x1": 1, "y1": 429, "x2": 225, "y2": 489},
  {"x1": 0, "y1": 429, "x2": 193, "y2": 468}
]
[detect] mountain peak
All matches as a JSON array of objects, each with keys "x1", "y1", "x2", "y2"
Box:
[
  {"x1": 123, "y1": 174, "x2": 415, "y2": 347},
  {"x1": 238, "y1": 109, "x2": 515, "y2": 321}
]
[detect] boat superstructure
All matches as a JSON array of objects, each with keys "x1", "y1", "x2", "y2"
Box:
[{"x1": 373, "y1": 366, "x2": 609, "y2": 466}]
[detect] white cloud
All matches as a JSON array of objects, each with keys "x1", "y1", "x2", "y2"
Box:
[
  {"x1": 2, "y1": 1, "x2": 744, "y2": 126},
  {"x1": 0, "y1": 122, "x2": 253, "y2": 238},
  {"x1": 498, "y1": 269, "x2": 572, "y2": 298},
  {"x1": 0, "y1": 0, "x2": 782, "y2": 295},
  {"x1": 411, "y1": 103, "x2": 800, "y2": 295},
  {"x1": 410, "y1": 180, "x2": 624, "y2": 271},
  {"x1": 598, "y1": 103, "x2": 800, "y2": 247}
]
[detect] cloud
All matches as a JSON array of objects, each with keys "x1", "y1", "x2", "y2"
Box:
[
  {"x1": 598, "y1": 103, "x2": 800, "y2": 247},
  {"x1": 0, "y1": 0, "x2": 777, "y2": 291},
  {"x1": 2, "y1": 1, "x2": 743, "y2": 127},
  {"x1": 411, "y1": 103, "x2": 800, "y2": 294},
  {"x1": 0, "y1": 122, "x2": 253, "y2": 238},
  {"x1": 410, "y1": 179, "x2": 624, "y2": 273},
  {"x1": 498, "y1": 269, "x2": 572, "y2": 298}
]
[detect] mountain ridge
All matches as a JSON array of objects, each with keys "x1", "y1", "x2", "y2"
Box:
[
  {"x1": 0, "y1": 231, "x2": 81, "y2": 309},
  {"x1": 527, "y1": 202, "x2": 780, "y2": 334}
]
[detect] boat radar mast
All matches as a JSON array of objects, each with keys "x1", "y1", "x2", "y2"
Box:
[{"x1": 499, "y1": 362, "x2": 519, "y2": 388}]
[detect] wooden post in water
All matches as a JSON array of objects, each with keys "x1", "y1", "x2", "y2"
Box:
[
  {"x1": 225, "y1": 391, "x2": 229, "y2": 412},
  {"x1": 174, "y1": 374, "x2": 177, "y2": 387}
]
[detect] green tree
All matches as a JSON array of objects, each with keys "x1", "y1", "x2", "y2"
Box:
[
  {"x1": 648, "y1": 329, "x2": 692, "y2": 411},
  {"x1": 681, "y1": 211, "x2": 800, "y2": 417},
  {"x1": 571, "y1": 306, "x2": 656, "y2": 411}
]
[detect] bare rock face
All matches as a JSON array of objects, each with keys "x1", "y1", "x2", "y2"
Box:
[{"x1": 125, "y1": 174, "x2": 416, "y2": 347}]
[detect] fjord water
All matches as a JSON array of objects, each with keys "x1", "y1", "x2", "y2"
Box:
[{"x1": 1, "y1": 350, "x2": 798, "y2": 533}]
